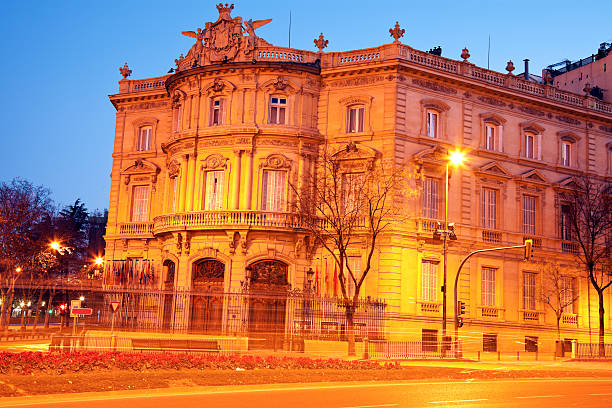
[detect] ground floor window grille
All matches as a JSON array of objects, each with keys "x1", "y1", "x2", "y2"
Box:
[
  {"x1": 525, "y1": 336, "x2": 538, "y2": 352},
  {"x1": 422, "y1": 329, "x2": 438, "y2": 352},
  {"x1": 483, "y1": 333, "x2": 497, "y2": 352}
]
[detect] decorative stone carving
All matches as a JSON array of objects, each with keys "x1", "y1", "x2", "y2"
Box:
[
  {"x1": 461, "y1": 47, "x2": 470, "y2": 62},
  {"x1": 389, "y1": 22, "x2": 405, "y2": 44},
  {"x1": 260, "y1": 153, "x2": 292, "y2": 169},
  {"x1": 167, "y1": 159, "x2": 180, "y2": 178},
  {"x1": 119, "y1": 62, "x2": 132, "y2": 79},
  {"x1": 477, "y1": 95, "x2": 506, "y2": 107},
  {"x1": 202, "y1": 153, "x2": 229, "y2": 169},
  {"x1": 505, "y1": 60, "x2": 515, "y2": 75},
  {"x1": 411, "y1": 78, "x2": 457, "y2": 95},
  {"x1": 211, "y1": 78, "x2": 225, "y2": 92},
  {"x1": 272, "y1": 76, "x2": 289, "y2": 90},
  {"x1": 249, "y1": 260, "x2": 288, "y2": 286},
  {"x1": 314, "y1": 33, "x2": 328, "y2": 52}
]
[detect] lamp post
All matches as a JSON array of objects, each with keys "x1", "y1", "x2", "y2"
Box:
[{"x1": 437, "y1": 150, "x2": 465, "y2": 356}]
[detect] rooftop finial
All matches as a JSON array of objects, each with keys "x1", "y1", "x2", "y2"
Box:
[
  {"x1": 505, "y1": 60, "x2": 515, "y2": 75},
  {"x1": 461, "y1": 47, "x2": 470, "y2": 62},
  {"x1": 389, "y1": 22, "x2": 405, "y2": 44},
  {"x1": 216, "y1": 3, "x2": 234, "y2": 20},
  {"x1": 119, "y1": 62, "x2": 132, "y2": 79},
  {"x1": 314, "y1": 33, "x2": 328, "y2": 53}
]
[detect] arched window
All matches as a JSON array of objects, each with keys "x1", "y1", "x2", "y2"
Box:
[
  {"x1": 192, "y1": 259, "x2": 225, "y2": 288},
  {"x1": 248, "y1": 260, "x2": 288, "y2": 286}
]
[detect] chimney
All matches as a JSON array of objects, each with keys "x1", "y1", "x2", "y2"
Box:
[{"x1": 524, "y1": 59, "x2": 530, "y2": 80}]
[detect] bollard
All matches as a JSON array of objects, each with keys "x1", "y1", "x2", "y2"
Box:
[
  {"x1": 517, "y1": 351, "x2": 520, "y2": 361},
  {"x1": 498, "y1": 351, "x2": 501, "y2": 361},
  {"x1": 477, "y1": 351, "x2": 480, "y2": 361},
  {"x1": 363, "y1": 338, "x2": 369, "y2": 360},
  {"x1": 535, "y1": 350, "x2": 538, "y2": 361}
]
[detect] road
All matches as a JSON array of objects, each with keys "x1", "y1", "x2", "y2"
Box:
[{"x1": 2, "y1": 379, "x2": 612, "y2": 408}]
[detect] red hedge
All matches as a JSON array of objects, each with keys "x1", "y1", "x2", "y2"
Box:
[{"x1": 0, "y1": 352, "x2": 399, "y2": 375}]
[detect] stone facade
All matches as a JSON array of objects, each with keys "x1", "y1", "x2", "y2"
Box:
[{"x1": 105, "y1": 4, "x2": 612, "y2": 353}]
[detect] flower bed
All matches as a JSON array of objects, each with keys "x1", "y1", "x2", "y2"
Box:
[{"x1": 0, "y1": 352, "x2": 399, "y2": 375}]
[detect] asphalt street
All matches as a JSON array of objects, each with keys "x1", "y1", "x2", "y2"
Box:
[{"x1": 2, "y1": 379, "x2": 612, "y2": 408}]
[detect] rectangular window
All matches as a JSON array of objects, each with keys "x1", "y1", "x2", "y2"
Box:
[
  {"x1": 210, "y1": 99, "x2": 224, "y2": 126},
  {"x1": 481, "y1": 188, "x2": 497, "y2": 229},
  {"x1": 485, "y1": 124, "x2": 496, "y2": 151},
  {"x1": 523, "y1": 272, "x2": 536, "y2": 310},
  {"x1": 174, "y1": 105, "x2": 182, "y2": 133},
  {"x1": 171, "y1": 177, "x2": 178, "y2": 213},
  {"x1": 131, "y1": 185, "x2": 149, "y2": 222},
  {"x1": 347, "y1": 106, "x2": 364, "y2": 133},
  {"x1": 269, "y1": 97, "x2": 287, "y2": 124},
  {"x1": 422, "y1": 177, "x2": 439, "y2": 219},
  {"x1": 422, "y1": 329, "x2": 438, "y2": 352},
  {"x1": 525, "y1": 133, "x2": 535, "y2": 159},
  {"x1": 421, "y1": 261, "x2": 438, "y2": 302},
  {"x1": 343, "y1": 172, "x2": 364, "y2": 213},
  {"x1": 561, "y1": 276, "x2": 575, "y2": 314},
  {"x1": 347, "y1": 256, "x2": 362, "y2": 297},
  {"x1": 136, "y1": 126, "x2": 152, "y2": 151},
  {"x1": 522, "y1": 195, "x2": 536, "y2": 235},
  {"x1": 426, "y1": 111, "x2": 438, "y2": 138},
  {"x1": 560, "y1": 204, "x2": 572, "y2": 240},
  {"x1": 481, "y1": 267, "x2": 496, "y2": 307},
  {"x1": 261, "y1": 170, "x2": 286, "y2": 211},
  {"x1": 483, "y1": 333, "x2": 498, "y2": 352},
  {"x1": 525, "y1": 336, "x2": 538, "y2": 352},
  {"x1": 203, "y1": 171, "x2": 225, "y2": 210},
  {"x1": 561, "y1": 141, "x2": 571, "y2": 166}
]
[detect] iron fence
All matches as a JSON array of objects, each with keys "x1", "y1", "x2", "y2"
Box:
[
  {"x1": 576, "y1": 343, "x2": 612, "y2": 358},
  {"x1": 367, "y1": 340, "x2": 456, "y2": 359}
]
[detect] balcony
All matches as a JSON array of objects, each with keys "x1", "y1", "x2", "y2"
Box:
[
  {"x1": 521, "y1": 310, "x2": 543, "y2": 324},
  {"x1": 561, "y1": 241, "x2": 580, "y2": 255},
  {"x1": 522, "y1": 236, "x2": 542, "y2": 248},
  {"x1": 417, "y1": 218, "x2": 440, "y2": 235},
  {"x1": 153, "y1": 210, "x2": 307, "y2": 234},
  {"x1": 118, "y1": 222, "x2": 154, "y2": 236},
  {"x1": 561, "y1": 313, "x2": 579, "y2": 327},
  {"x1": 419, "y1": 302, "x2": 441, "y2": 314},
  {"x1": 481, "y1": 230, "x2": 502, "y2": 244}
]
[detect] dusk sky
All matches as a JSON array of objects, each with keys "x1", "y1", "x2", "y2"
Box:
[{"x1": 1, "y1": 0, "x2": 610, "y2": 212}]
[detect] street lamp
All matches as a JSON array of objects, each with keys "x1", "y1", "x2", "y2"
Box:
[
  {"x1": 50, "y1": 241, "x2": 61, "y2": 251},
  {"x1": 436, "y1": 149, "x2": 465, "y2": 356}
]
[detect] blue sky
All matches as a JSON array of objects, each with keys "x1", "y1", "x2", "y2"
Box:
[{"x1": 0, "y1": 0, "x2": 610, "y2": 212}]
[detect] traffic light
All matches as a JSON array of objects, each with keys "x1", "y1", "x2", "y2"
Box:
[
  {"x1": 524, "y1": 239, "x2": 533, "y2": 261},
  {"x1": 457, "y1": 317, "x2": 464, "y2": 328},
  {"x1": 58, "y1": 303, "x2": 67, "y2": 315},
  {"x1": 457, "y1": 300, "x2": 466, "y2": 315}
]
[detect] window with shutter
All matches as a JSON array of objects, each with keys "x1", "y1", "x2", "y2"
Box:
[
  {"x1": 422, "y1": 177, "x2": 439, "y2": 219},
  {"x1": 421, "y1": 261, "x2": 438, "y2": 302},
  {"x1": 485, "y1": 124, "x2": 496, "y2": 151},
  {"x1": 561, "y1": 141, "x2": 572, "y2": 166},
  {"x1": 261, "y1": 170, "x2": 286, "y2": 211},
  {"x1": 522, "y1": 272, "x2": 536, "y2": 310},
  {"x1": 522, "y1": 196, "x2": 536, "y2": 235},
  {"x1": 481, "y1": 188, "x2": 497, "y2": 229},
  {"x1": 561, "y1": 276, "x2": 575, "y2": 313},
  {"x1": 210, "y1": 98, "x2": 224, "y2": 126},
  {"x1": 131, "y1": 185, "x2": 150, "y2": 222},
  {"x1": 481, "y1": 267, "x2": 496, "y2": 306},
  {"x1": 204, "y1": 171, "x2": 225, "y2": 210},
  {"x1": 560, "y1": 204, "x2": 572, "y2": 240}
]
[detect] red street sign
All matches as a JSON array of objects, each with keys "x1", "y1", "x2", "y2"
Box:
[
  {"x1": 71, "y1": 307, "x2": 93, "y2": 316},
  {"x1": 110, "y1": 302, "x2": 120, "y2": 313}
]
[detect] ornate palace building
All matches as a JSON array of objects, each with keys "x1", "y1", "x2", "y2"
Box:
[{"x1": 104, "y1": 4, "x2": 612, "y2": 354}]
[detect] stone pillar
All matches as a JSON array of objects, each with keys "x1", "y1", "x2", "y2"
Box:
[
  {"x1": 186, "y1": 154, "x2": 196, "y2": 211},
  {"x1": 244, "y1": 149, "x2": 254, "y2": 209},
  {"x1": 177, "y1": 155, "x2": 188, "y2": 212},
  {"x1": 193, "y1": 164, "x2": 202, "y2": 211},
  {"x1": 233, "y1": 150, "x2": 242, "y2": 210}
]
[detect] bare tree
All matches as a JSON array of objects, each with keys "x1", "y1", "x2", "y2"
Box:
[
  {"x1": 540, "y1": 262, "x2": 579, "y2": 340},
  {"x1": 292, "y1": 143, "x2": 411, "y2": 356},
  {"x1": 0, "y1": 179, "x2": 53, "y2": 332},
  {"x1": 565, "y1": 176, "x2": 611, "y2": 356}
]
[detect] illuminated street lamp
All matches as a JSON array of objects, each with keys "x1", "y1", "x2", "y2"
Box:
[
  {"x1": 50, "y1": 241, "x2": 61, "y2": 251},
  {"x1": 436, "y1": 149, "x2": 466, "y2": 355},
  {"x1": 95, "y1": 257, "x2": 104, "y2": 266}
]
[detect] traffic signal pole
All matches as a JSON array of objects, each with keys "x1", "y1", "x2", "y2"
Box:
[{"x1": 453, "y1": 241, "x2": 532, "y2": 358}]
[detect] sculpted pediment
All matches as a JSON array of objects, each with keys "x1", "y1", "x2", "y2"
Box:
[
  {"x1": 517, "y1": 169, "x2": 548, "y2": 184},
  {"x1": 121, "y1": 158, "x2": 160, "y2": 175},
  {"x1": 476, "y1": 161, "x2": 512, "y2": 179},
  {"x1": 554, "y1": 176, "x2": 581, "y2": 192},
  {"x1": 332, "y1": 141, "x2": 379, "y2": 161},
  {"x1": 412, "y1": 145, "x2": 446, "y2": 164}
]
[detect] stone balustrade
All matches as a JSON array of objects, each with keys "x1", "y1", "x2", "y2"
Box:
[
  {"x1": 118, "y1": 222, "x2": 154, "y2": 236},
  {"x1": 152, "y1": 210, "x2": 307, "y2": 234},
  {"x1": 116, "y1": 42, "x2": 612, "y2": 116}
]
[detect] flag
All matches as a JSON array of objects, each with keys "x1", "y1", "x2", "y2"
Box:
[
  {"x1": 324, "y1": 261, "x2": 329, "y2": 297},
  {"x1": 314, "y1": 268, "x2": 319, "y2": 296}
]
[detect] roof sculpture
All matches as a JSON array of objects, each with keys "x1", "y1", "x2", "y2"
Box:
[{"x1": 176, "y1": 3, "x2": 272, "y2": 71}]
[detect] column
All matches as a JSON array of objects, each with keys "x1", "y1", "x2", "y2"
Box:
[
  {"x1": 193, "y1": 165, "x2": 202, "y2": 211},
  {"x1": 244, "y1": 149, "x2": 254, "y2": 209},
  {"x1": 233, "y1": 150, "x2": 242, "y2": 210},
  {"x1": 178, "y1": 155, "x2": 188, "y2": 212},
  {"x1": 185, "y1": 154, "x2": 196, "y2": 211}
]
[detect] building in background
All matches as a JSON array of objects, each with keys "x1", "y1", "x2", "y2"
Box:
[{"x1": 104, "y1": 4, "x2": 612, "y2": 354}]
